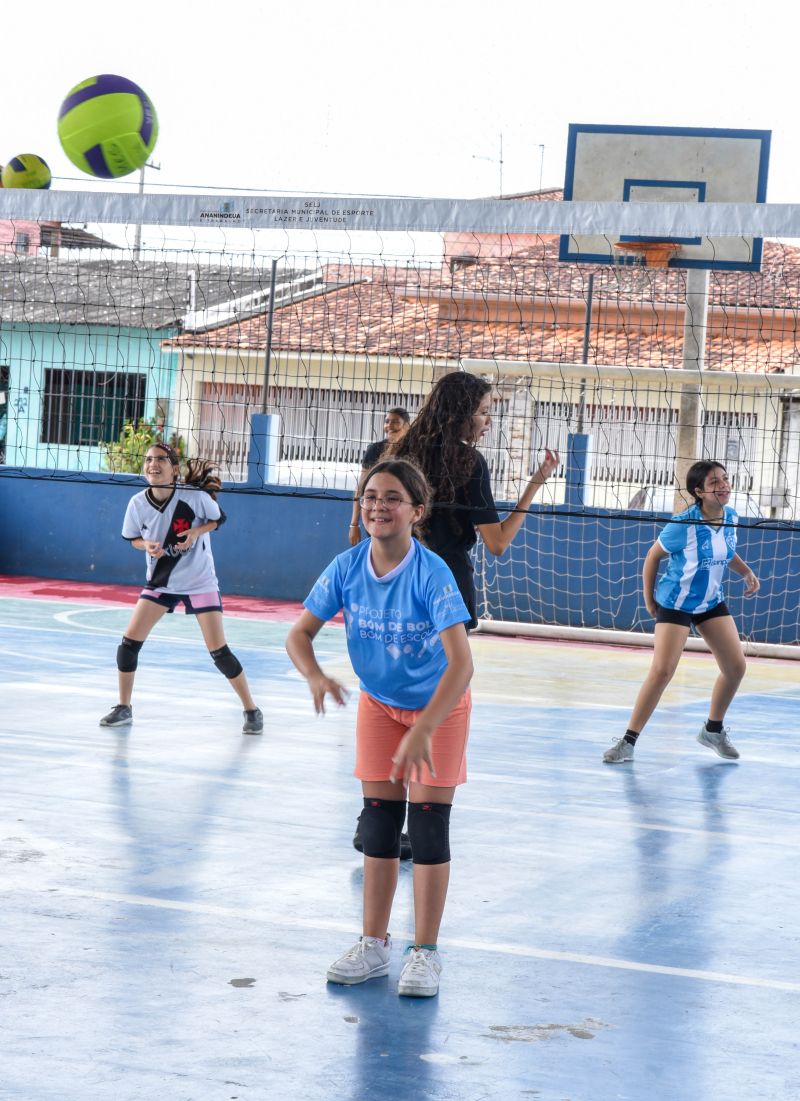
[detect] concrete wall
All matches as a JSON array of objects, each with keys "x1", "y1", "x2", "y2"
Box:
[{"x1": 1, "y1": 467, "x2": 797, "y2": 645}]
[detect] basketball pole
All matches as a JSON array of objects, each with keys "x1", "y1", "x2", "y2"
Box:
[{"x1": 675, "y1": 266, "x2": 710, "y2": 511}]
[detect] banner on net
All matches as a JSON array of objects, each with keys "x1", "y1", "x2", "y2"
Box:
[{"x1": 2, "y1": 190, "x2": 800, "y2": 238}]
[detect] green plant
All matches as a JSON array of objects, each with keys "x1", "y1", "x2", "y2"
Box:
[{"x1": 103, "y1": 420, "x2": 186, "y2": 474}]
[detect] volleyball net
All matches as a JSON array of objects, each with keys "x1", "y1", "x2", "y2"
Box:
[{"x1": 0, "y1": 188, "x2": 799, "y2": 648}]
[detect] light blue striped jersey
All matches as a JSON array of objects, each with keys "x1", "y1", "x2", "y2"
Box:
[{"x1": 655, "y1": 504, "x2": 738, "y2": 613}]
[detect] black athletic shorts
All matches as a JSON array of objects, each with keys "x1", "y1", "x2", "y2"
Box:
[
  {"x1": 655, "y1": 601, "x2": 731, "y2": 628},
  {"x1": 140, "y1": 589, "x2": 223, "y2": 615}
]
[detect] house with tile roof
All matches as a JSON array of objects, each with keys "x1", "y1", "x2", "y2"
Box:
[
  {"x1": 167, "y1": 211, "x2": 800, "y2": 515},
  {"x1": 0, "y1": 257, "x2": 309, "y2": 472}
]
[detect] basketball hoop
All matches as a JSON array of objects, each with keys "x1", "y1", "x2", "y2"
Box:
[{"x1": 612, "y1": 240, "x2": 681, "y2": 269}]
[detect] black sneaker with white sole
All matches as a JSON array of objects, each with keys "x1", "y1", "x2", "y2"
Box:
[
  {"x1": 242, "y1": 708, "x2": 264, "y2": 735},
  {"x1": 100, "y1": 704, "x2": 132, "y2": 728}
]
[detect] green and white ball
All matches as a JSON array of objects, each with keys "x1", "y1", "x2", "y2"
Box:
[
  {"x1": 1, "y1": 154, "x2": 52, "y2": 189},
  {"x1": 57, "y1": 74, "x2": 158, "y2": 179}
]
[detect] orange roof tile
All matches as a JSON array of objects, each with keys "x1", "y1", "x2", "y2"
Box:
[{"x1": 170, "y1": 240, "x2": 800, "y2": 375}]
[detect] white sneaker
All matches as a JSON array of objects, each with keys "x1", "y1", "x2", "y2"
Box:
[
  {"x1": 603, "y1": 737, "x2": 635, "y2": 763},
  {"x1": 697, "y1": 723, "x2": 739, "y2": 760},
  {"x1": 397, "y1": 947, "x2": 442, "y2": 998},
  {"x1": 326, "y1": 935, "x2": 391, "y2": 985}
]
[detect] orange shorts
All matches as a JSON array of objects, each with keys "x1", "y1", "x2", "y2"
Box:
[{"x1": 355, "y1": 689, "x2": 471, "y2": 787}]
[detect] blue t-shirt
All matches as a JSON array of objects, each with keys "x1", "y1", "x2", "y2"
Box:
[
  {"x1": 655, "y1": 504, "x2": 738, "y2": 613},
  {"x1": 303, "y1": 538, "x2": 470, "y2": 710}
]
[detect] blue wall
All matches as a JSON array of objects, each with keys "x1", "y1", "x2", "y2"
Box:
[
  {"x1": 0, "y1": 470, "x2": 345, "y2": 607},
  {"x1": 1, "y1": 467, "x2": 797, "y2": 645}
]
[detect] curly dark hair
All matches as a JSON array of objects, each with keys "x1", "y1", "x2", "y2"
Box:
[
  {"x1": 390, "y1": 372, "x2": 491, "y2": 507},
  {"x1": 184, "y1": 458, "x2": 222, "y2": 500}
]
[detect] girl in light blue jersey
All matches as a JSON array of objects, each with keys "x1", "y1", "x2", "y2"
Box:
[
  {"x1": 604, "y1": 461, "x2": 759, "y2": 764},
  {"x1": 286, "y1": 458, "x2": 473, "y2": 999}
]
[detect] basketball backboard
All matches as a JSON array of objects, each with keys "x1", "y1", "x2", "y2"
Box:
[{"x1": 559, "y1": 124, "x2": 771, "y2": 272}]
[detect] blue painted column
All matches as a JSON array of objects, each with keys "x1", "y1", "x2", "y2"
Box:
[
  {"x1": 246, "y1": 413, "x2": 280, "y2": 487},
  {"x1": 564, "y1": 432, "x2": 593, "y2": 508}
]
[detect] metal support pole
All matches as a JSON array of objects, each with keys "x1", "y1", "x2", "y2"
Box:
[
  {"x1": 674, "y1": 267, "x2": 710, "y2": 510},
  {"x1": 260, "y1": 258, "x2": 279, "y2": 414},
  {"x1": 577, "y1": 273, "x2": 594, "y2": 433},
  {"x1": 133, "y1": 161, "x2": 160, "y2": 260}
]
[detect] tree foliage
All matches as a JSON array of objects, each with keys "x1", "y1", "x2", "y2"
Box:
[{"x1": 103, "y1": 420, "x2": 186, "y2": 474}]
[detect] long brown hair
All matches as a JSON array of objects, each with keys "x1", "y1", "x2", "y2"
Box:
[
  {"x1": 391, "y1": 371, "x2": 491, "y2": 505},
  {"x1": 184, "y1": 458, "x2": 222, "y2": 500}
]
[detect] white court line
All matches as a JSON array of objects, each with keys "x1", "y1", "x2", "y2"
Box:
[
  {"x1": 12, "y1": 884, "x2": 799, "y2": 994},
  {"x1": 0, "y1": 647, "x2": 95, "y2": 669},
  {"x1": 0, "y1": 621, "x2": 91, "y2": 634},
  {"x1": 0, "y1": 615, "x2": 290, "y2": 653},
  {"x1": 53, "y1": 609, "x2": 288, "y2": 650},
  {"x1": 456, "y1": 798, "x2": 800, "y2": 848},
  {"x1": 1, "y1": 740, "x2": 797, "y2": 847}
]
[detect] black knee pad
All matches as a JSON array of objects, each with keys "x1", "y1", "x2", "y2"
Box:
[
  {"x1": 407, "y1": 801, "x2": 451, "y2": 865},
  {"x1": 116, "y1": 636, "x2": 143, "y2": 673},
  {"x1": 358, "y1": 798, "x2": 407, "y2": 859},
  {"x1": 210, "y1": 645, "x2": 243, "y2": 679}
]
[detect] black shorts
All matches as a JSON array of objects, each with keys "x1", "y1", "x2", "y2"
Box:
[
  {"x1": 655, "y1": 601, "x2": 731, "y2": 629},
  {"x1": 436, "y1": 551, "x2": 478, "y2": 631},
  {"x1": 140, "y1": 589, "x2": 223, "y2": 615}
]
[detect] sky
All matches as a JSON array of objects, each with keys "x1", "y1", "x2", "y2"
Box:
[{"x1": 2, "y1": 0, "x2": 796, "y2": 207}]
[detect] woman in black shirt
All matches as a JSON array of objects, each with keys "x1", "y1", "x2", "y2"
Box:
[{"x1": 393, "y1": 372, "x2": 558, "y2": 629}]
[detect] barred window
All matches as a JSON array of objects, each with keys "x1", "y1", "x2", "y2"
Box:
[{"x1": 42, "y1": 370, "x2": 146, "y2": 447}]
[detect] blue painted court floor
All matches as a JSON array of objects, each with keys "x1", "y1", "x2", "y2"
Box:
[{"x1": 1, "y1": 589, "x2": 799, "y2": 1101}]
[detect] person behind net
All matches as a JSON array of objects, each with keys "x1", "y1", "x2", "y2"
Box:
[
  {"x1": 392, "y1": 371, "x2": 559, "y2": 630},
  {"x1": 99, "y1": 442, "x2": 263, "y2": 735},
  {"x1": 348, "y1": 407, "x2": 411, "y2": 547},
  {"x1": 286, "y1": 458, "x2": 473, "y2": 998},
  {"x1": 603, "y1": 460, "x2": 760, "y2": 764}
]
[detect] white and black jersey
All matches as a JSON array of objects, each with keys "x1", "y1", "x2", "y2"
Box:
[{"x1": 122, "y1": 486, "x2": 225, "y2": 593}]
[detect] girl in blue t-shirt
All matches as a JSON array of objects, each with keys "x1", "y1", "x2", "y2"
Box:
[
  {"x1": 604, "y1": 461, "x2": 759, "y2": 764},
  {"x1": 286, "y1": 458, "x2": 473, "y2": 999}
]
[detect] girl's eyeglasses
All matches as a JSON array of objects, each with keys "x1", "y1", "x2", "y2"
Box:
[{"x1": 359, "y1": 494, "x2": 413, "y2": 510}]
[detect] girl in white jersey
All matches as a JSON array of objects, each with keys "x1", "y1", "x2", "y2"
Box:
[
  {"x1": 286, "y1": 458, "x2": 473, "y2": 998},
  {"x1": 604, "y1": 461, "x2": 759, "y2": 764},
  {"x1": 99, "y1": 443, "x2": 262, "y2": 736}
]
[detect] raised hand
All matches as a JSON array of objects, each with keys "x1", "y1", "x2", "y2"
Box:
[{"x1": 535, "y1": 448, "x2": 560, "y2": 482}]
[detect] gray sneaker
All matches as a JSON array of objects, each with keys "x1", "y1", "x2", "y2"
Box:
[
  {"x1": 327, "y1": 935, "x2": 391, "y2": 985},
  {"x1": 603, "y1": 737, "x2": 635, "y2": 763},
  {"x1": 697, "y1": 723, "x2": 739, "y2": 759},
  {"x1": 99, "y1": 704, "x2": 132, "y2": 728},
  {"x1": 242, "y1": 708, "x2": 263, "y2": 735}
]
